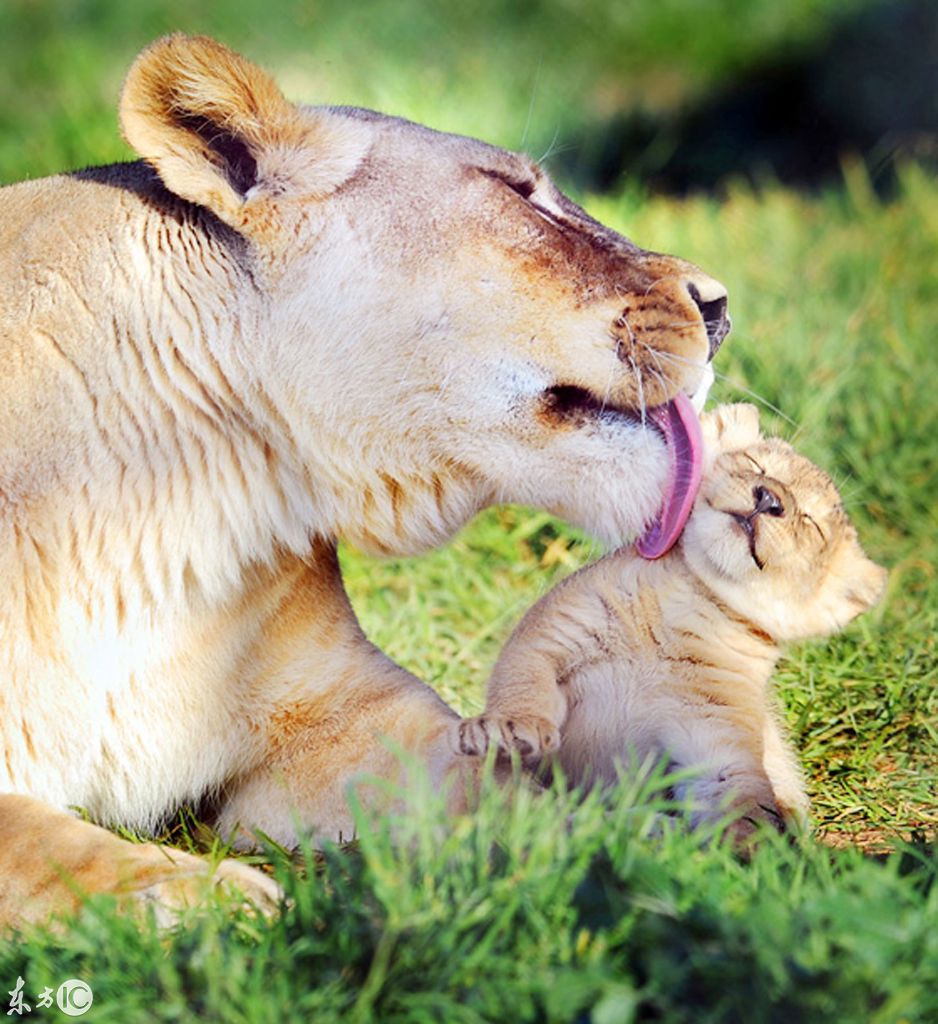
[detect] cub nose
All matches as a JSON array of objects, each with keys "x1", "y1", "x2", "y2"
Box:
[{"x1": 686, "y1": 281, "x2": 730, "y2": 360}]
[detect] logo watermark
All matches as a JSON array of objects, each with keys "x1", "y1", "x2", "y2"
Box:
[
  {"x1": 7, "y1": 977, "x2": 93, "y2": 1017},
  {"x1": 55, "y1": 981, "x2": 93, "y2": 1017}
]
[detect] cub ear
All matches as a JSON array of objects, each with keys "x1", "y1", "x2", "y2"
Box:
[
  {"x1": 119, "y1": 34, "x2": 370, "y2": 237},
  {"x1": 810, "y1": 531, "x2": 888, "y2": 636},
  {"x1": 700, "y1": 403, "x2": 762, "y2": 455}
]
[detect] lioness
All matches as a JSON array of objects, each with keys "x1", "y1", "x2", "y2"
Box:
[{"x1": 0, "y1": 34, "x2": 729, "y2": 927}]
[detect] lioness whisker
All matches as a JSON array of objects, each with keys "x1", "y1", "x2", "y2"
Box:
[
  {"x1": 633, "y1": 348, "x2": 798, "y2": 428},
  {"x1": 519, "y1": 60, "x2": 542, "y2": 153},
  {"x1": 627, "y1": 355, "x2": 647, "y2": 427},
  {"x1": 709, "y1": 372, "x2": 799, "y2": 427}
]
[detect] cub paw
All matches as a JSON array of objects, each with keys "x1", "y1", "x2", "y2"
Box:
[
  {"x1": 680, "y1": 773, "x2": 791, "y2": 846},
  {"x1": 723, "y1": 800, "x2": 787, "y2": 846},
  {"x1": 457, "y1": 713, "x2": 560, "y2": 762}
]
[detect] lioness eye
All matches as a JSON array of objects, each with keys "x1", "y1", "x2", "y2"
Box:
[
  {"x1": 504, "y1": 176, "x2": 537, "y2": 200},
  {"x1": 482, "y1": 168, "x2": 568, "y2": 230},
  {"x1": 479, "y1": 167, "x2": 536, "y2": 199}
]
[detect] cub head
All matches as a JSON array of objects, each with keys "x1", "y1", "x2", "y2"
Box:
[
  {"x1": 681, "y1": 404, "x2": 887, "y2": 641},
  {"x1": 119, "y1": 35, "x2": 731, "y2": 553}
]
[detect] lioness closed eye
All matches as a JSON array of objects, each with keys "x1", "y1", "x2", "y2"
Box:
[
  {"x1": 0, "y1": 34, "x2": 729, "y2": 927},
  {"x1": 459, "y1": 404, "x2": 886, "y2": 839}
]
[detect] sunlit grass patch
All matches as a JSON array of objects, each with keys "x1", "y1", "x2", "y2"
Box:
[{"x1": 3, "y1": 768, "x2": 936, "y2": 1021}]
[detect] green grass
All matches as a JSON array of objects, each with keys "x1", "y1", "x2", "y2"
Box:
[
  {"x1": 2, "y1": 776, "x2": 936, "y2": 1022},
  {"x1": 1, "y1": 2, "x2": 936, "y2": 1020},
  {"x1": 0, "y1": 0, "x2": 873, "y2": 187}
]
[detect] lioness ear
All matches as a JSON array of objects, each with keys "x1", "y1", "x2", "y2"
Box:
[
  {"x1": 120, "y1": 34, "x2": 369, "y2": 236},
  {"x1": 700, "y1": 403, "x2": 762, "y2": 455}
]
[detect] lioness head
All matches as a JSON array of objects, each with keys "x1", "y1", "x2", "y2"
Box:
[{"x1": 120, "y1": 35, "x2": 729, "y2": 555}]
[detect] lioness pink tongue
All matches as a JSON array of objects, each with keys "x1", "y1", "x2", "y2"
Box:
[{"x1": 635, "y1": 392, "x2": 704, "y2": 559}]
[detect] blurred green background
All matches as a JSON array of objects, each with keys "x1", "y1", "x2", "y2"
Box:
[{"x1": 1, "y1": 0, "x2": 935, "y2": 192}]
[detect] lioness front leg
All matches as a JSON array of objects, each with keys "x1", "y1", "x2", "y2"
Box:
[
  {"x1": 208, "y1": 544, "x2": 480, "y2": 849},
  {"x1": 215, "y1": 660, "x2": 478, "y2": 849},
  {"x1": 0, "y1": 795, "x2": 281, "y2": 932}
]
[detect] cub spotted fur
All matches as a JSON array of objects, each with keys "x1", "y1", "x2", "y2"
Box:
[
  {"x1": 0, "y1": 35, "x2": 729, "y2": 926},
  {"x1": 459, "y1": 405, "x2": 886, "y2": 834}
]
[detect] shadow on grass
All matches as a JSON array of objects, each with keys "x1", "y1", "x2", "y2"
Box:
[{"x1": 557, "y1": 0, "x2": 938, "y2": 196}]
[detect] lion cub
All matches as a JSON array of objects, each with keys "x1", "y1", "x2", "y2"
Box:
[{"x1": 458, "y1": 404, "x2": 886, "y2": 833}]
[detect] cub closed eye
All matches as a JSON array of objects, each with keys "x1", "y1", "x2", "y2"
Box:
[{"x1": 802, "y1": 513, "x2": 826, "y2": 542}]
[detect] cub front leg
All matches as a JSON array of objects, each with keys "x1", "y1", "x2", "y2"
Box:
[
  {"x1": 0, "y1": 795, "x2": 281, "y2": 931},
  {"x1": 456, "y1": 659, "x2": 565, "y2": 765},
  {"x1": 457, "y1": 713, "x2": 560, "y2": 763},
  {"x1": 457, "y1": 648, "x2": 566, "y2": 764},
  {"x1": 459, "y1": 566, "x2": 611, "y2": 765}
]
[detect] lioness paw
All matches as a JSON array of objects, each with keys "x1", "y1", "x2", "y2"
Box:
[
  {"x1": 129, "y1": 853, "x2": 283, "y2": 927},
  {"x1": 458, "y1": 714, "x2": 559, "y2": 762},
  {"x1": 206, "y1": 858, "x2": 284, "y2": 916}
]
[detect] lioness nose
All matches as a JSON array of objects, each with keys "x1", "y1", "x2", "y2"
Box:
[{"x1": 686, "y1": 281, "x2": 730, "y2": 360}]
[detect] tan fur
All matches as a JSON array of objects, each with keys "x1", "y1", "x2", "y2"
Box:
[
  {"x1": 0, "y1": 34, "x2": 729, "y2": 928},
  {"x1": 0, "y1": 795, "x2": 281, "y2": 929},
  {"x1": 459, "y1": 404, "x2": 887, "y2": 837}
]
